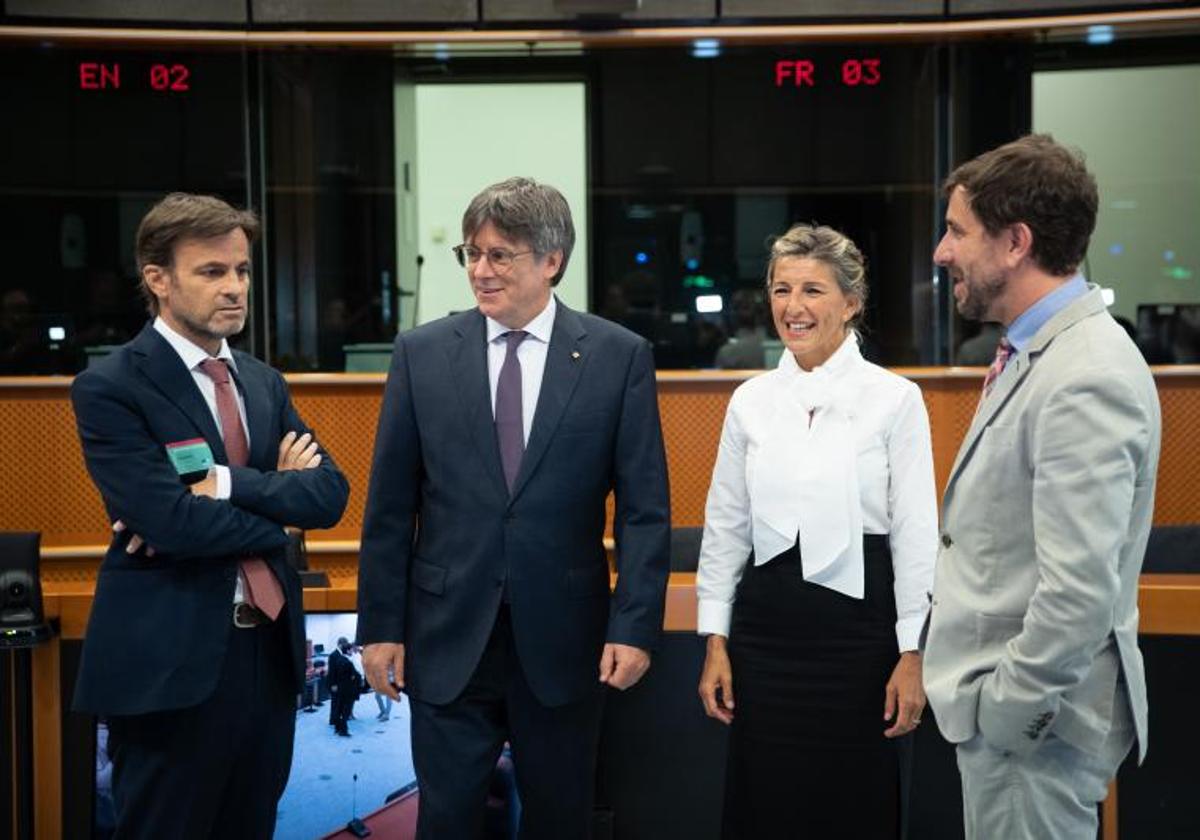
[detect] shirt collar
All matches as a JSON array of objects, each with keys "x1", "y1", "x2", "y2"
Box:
[
  {"x1": 153, "y1": 316, "x2": 237, "y2": 372},
  {"x1": 777, "y1": 330, "x2": 862, "y2": 378},
  {"x1": 1005, "y1": 273, "x2": 1088, "y2": 353},
  {"x1": 485, "y1": 294, "x2": 557, "y2": 345}
]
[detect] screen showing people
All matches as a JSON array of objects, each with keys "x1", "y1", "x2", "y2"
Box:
[{"x1": 94, "y1": 613, "x2": 417, "y2": 840}]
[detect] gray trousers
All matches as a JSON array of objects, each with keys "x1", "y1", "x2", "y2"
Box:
[{"x1": 956, "y1": 689, "x2": 1135, "y2": 840}]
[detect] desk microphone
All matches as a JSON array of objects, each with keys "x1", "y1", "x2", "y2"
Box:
[{"x1": 346, "y1": 772, "x2": 371, "y2": 837}]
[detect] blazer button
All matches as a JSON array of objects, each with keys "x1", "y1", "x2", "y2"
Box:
[{"x1": 941, "y1": 533, "x2": 952, "y2": 548}]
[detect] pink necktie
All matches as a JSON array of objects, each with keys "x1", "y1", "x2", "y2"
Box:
[
  {"x1": 979, "y1": 337, "x2": 1014, "y2": 401},
  {"x1": 198, "y1": 358, "x2": 286, "y2": 620}
]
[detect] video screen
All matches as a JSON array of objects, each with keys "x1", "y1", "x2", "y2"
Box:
[{"x1": 94, "y1": 613, "x2": 417, "y2": 840}]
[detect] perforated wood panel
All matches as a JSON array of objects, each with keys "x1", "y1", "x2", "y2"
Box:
[
  {"x1": 928, "y1": 375, "x2": 987, "y2": 495},
  {"x1": 5, "y1": 368, "x2": 1199, "y2": 578},
  {"x1": 1153, "y1": 374, "x2": 1200, "y2": 525},
  {"x1": 659, "y1": 380, "x2": 736, "y2": 526},
  {"x1": 308, "y1": 552, "x2": 362, "y2": 587},
  {"x1": 0, "y1": 380, "x2": 107, "y2": 548},
  {"x1": 40, "y1": 560, "x2": 102, "y2": 590},
  {"x1": 288, "y1": 380, "x2": 383, "y2": 541}
]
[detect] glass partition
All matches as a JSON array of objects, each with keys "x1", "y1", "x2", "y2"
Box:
[
  {"x1": 1, "y1": 30, "x2": 1197, "y2": 374},
  {"x1": 0, "y1": 45, "x2": 253, "y2": 373}
]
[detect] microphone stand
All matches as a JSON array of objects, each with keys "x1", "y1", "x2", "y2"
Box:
[{"x1": 346, "y1": 772, "x2": 371, "y2": 837}]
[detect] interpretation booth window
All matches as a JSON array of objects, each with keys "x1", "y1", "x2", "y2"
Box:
[
  {"x1": 1033, "y1": 61, "x2": 1200, "y2": 366},
  {"x1": 0, "y1": 46, "x2": 252, "y2": 375},
  {"x1": 1, "y1": 37, "x2": 1198, "y2": 375}
]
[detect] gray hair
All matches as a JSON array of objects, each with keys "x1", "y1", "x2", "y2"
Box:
[
  {"x1": 461, "y1": 177, "x2": 575, "y2": 286},
  {"x1": 765, "y1": 223, "x2": 868, "y2": 330}
]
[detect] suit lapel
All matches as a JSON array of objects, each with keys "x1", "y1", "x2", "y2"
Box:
[
  {"x1": 449, "y1": 311, "x2": 509, "y2": 499},
  {"x1": 132, "y1": 325, "x2": 228, "y2": 463},
  {"x1": 510, "y1": 301, "x2": 588, "y2": 501},
  {"x1": 944, "y1": 350, "x2": 1031, "y2": 498},
  {"x1": 943, "y1": 287, "x2": 1110, "y2": 501}
]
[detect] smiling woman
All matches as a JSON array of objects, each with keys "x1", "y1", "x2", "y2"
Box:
[
  {"x1": 769, "y1": 258, "x2": 857, "y2": 371},
  {"x1": 766, "y1": 225, "x2": 868, "y2": 371},
  {"x1": 696, "y1": 221, "x2": 939, "y2": 840}
]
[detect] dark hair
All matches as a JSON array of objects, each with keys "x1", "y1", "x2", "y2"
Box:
[
  {"x1": 461, "y1": 177, "x2": 575, "y2": 286},
  {"x1": 135, "y1": 193, "x2": 260, "y2": 315},
  {"x1": 766, "y1": 223, "x2": 868, "y2": 331},
  {"x1": 944, "y1": 133, "x2": 1097, "y2": 277}
]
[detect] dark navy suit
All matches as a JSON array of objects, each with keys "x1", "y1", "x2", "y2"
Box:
[
  {"x1": 358, "y1": 300, "x2": 670, "y2": 837},
  {"x1": 70, "y1": 324, "x2": 349, "y2": 839}
]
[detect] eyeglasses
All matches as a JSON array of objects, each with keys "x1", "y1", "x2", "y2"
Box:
[{"x1": 452, "y1": 244, "x2": 534, "y2": 272}]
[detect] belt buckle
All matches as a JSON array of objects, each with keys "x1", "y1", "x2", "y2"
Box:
[{"x1": 233, "y1": 602, "x2": 266, "y2": 628}]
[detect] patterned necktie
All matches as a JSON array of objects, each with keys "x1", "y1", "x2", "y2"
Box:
[
  {"x1": 495, "y1": 331, "x2": 528, "y2": 493},
  {"x1": 980, "y1": 337, "x2": 1014, "y2": 399},
  {"x1": 198, "y1": 358, "x2": 286, "y2": 620}
]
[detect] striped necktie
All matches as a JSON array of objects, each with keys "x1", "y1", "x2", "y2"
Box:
[{"x1": 976, "y1": 337, "x2": 1014, "y2": 415}]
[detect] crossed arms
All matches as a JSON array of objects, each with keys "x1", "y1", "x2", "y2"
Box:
[{"x1": 71, "y1": 369, "x2": 348, "y2": 561}]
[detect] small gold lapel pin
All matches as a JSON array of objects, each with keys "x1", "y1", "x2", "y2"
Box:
[{"x1": 571, "y1": 351, "x2": 581, "y2": 360}]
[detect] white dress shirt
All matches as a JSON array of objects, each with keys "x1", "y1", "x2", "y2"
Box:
[
  {"x1": 153, "y1": 317, "x2": 249, "y2": 499},
  {"x1": 485, "y1": 295, "x2": 556, "y2": 443},
  {"x1": 696, "y1": 333, "x2": 938, "y2": 651},
  {"x1": 153, "y1": 317, "x2": 249, "y2": 603}
]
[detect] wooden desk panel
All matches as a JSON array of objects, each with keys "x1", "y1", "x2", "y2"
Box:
[
  {"x1": 42, "y1": 572, "x2": 1200, "y2": 640},
  {"x1": 1136, "y1": 574, "x2": 1200, "y2": 635},
  {"x1": 9, "y1": 369, "x2": 1199, "y2": 568}
]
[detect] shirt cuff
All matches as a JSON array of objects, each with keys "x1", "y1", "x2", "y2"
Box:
[
  {"x1": 895, "y1": 613, "x2": 926, "y2": 652},
  {"x1": 696, "y1": 600, "x2": 733, "y2": 637},
  {"x1": 214, "y1": 465, "x2": 232, "y2": 500}
]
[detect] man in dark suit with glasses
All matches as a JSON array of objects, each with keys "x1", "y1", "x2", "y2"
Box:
[{"x1": 358, "y1": 176, "x2": 671, "y2": 839}]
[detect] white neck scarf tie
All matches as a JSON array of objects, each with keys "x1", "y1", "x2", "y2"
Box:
[{"x1": 748, "y1": 334, "x2": 865, "y2": 599}]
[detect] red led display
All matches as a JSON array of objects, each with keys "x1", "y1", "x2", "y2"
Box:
[
  {"x1": 842, "y1": 59, "x2": 882, "y2": 86},
  {"x1": 78, "y1": 62, "x2": 119, "y2": 90},
  {"x1": 77, "y1": 62, "x2": 190, "y2": 92},
  {"x1": 150, "y1": 64, "x2": 191, "y2": 91},
  {"x1": 774, "y1": 58, "x2": 882, "y2": 88}
]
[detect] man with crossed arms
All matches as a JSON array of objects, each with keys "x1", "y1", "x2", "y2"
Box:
[{"x1": 71, "y1": 193, "x2": 349, "y2": 839}]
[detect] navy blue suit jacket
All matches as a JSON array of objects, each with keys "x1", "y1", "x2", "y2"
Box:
[
  {"x1": 357, "y1": 301, "x2": 671, "y2": 707},
  {"x1": 71, "y1": 324, "x2": 349, "y2": 717}
]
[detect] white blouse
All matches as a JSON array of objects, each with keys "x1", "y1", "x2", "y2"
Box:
[{"x1": 695, "y1": 334, "x2": 937, "y2": 651}]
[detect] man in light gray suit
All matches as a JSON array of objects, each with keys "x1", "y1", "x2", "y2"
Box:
[{"x1": 922, "y1": 134, "x2": 1160, "y2": 839}]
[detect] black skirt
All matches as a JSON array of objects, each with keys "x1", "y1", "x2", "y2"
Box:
[{"x1": 722, "y1": 535, "x2": 912, "y2": 840}]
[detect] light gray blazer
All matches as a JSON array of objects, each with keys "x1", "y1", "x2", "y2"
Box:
[{"x1": 923, "y1": 287, "x2": 1159, "y2": 762}]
